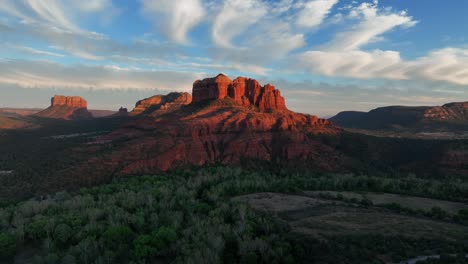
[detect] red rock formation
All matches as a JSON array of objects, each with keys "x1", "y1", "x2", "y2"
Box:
[
  {"x1": 192, "y1": 74, "x2": 232, "y2": 102},
  {"x1": 193, "y1": 74, "x2": 287, "y2": 111},
  {"x1": 73, "y1": 75, "x2": 336, "y2": 176},
  {"x1": 51, "y1": 95, "x2": 87, "y2": 108},
  {"x1": 130, "y1": 92, "x2": 192, "y2": 116},
  {"x1": 84, "y1": 104, "x2": 337, "y2": 175},
  {"x1": 424, "y1": 102, "x2": 468, "y2": 120},
  {"x1": 118, "y1": 107, "x2": 128, "y2": 114},
  {"x1": 108, "y1": 107, "x2": 128, "y2": 118},
  {"x1": 34, "y1": 95, "x2": 92, "y2": 120}
]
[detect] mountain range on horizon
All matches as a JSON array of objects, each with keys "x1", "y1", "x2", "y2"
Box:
[
  {"x1": 330, "y1": 102, "x2": 468, "y2": 132},
  {"x1": 1, "y1": 74, "x2": 467, "y2": 135}
]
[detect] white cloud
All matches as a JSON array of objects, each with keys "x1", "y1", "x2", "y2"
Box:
[
  {"x1": 298, "y1": 49, "x2": 406, "y2": 79},
  {"x1": 1, "y1": 0, "x2": 467, "y2": 92},
  {"x1": 212, "y1": 0, "x2": 268, "y2": 48},
  {"x1": 0, "y1": 0, "x2": 108, "y2": 35},
  {"x1": 408, "y1": 48, "x2": 468, "y2": 85},
  {"x1": 210, "y1": 0, "x2": 307, "y2": 68},
  {"x1": 141, "y1": 0, "x2": 205, "y2": 44},
  {"x1": 0, "y1": 0, "x2": 122, "y2": 60},
  {"x1": 73, "y1": 0, "x2": 114, "y2": 13},
  {"x1": 16, "y1": 46, "x2": 65, "y2": 57},
  {"x1": 295, "y1": 0, "x2": 339, "y2": 28},
  {"x1": 294, "y1": 0, "x2": 468, "y2": 85},
  {"x1": 324, "y1": 1, "x2": 417, "y2": 51},
  {"x1": 0, "y1": 59, "x2": 204, "y2": 91},
  {"x1": 297, "y1": 47, "x2": 468, "y2": 85}
]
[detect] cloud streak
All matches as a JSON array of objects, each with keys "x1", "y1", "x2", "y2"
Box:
[
  {"x1": 0, "y1": 60, "x2": 204, "y2": 91},
  {"x1": 295, "y1": 0, "x2": 339, "y2": 28},
  {"x1": 141, "y1": 0, "x2": 205, "y2": 44}
]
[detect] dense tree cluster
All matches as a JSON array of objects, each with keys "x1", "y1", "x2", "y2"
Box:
[
  {"x1": 1, "y1": 166, "x2": 467, "y2": 263},
  {"x1": 0, "y1": 167, "x2": 296, "y2": 263}
]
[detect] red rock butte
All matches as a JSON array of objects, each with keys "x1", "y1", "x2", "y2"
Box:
[
  {"x1": 193, "y1": 74, "x2": 287, "y2": 112},
  {"x1": 75, "y1": 74, "x2": 336, "y2": 175},
  {"x1": 35, "y1": 95, "x2": 92, "y2": 120},
  {"x1": 51, "y1": 95, "x2": 87, "y2": 108}
]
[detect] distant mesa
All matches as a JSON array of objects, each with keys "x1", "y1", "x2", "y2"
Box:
[
  {"x1": 35, "y1": 95, "x2": 92, "y2": 120},
  {"x1": 330, "y1": 101, "x2": 468, "y2": 131},
  {"x1": 118, "y1": 107, "x2": 128, "y2": 114},
  {"x1": 130, "y1": 92, "x2": 192, "y2": 116},
  {"x1": 193, "y1": 73, "x2": 287, "y2": 112},
  {"x1": 109, "y1": 107, "x2": 129, "y2": 117},
  {"x1": 51, "y1": 95, "x2": 87, "y2": 108}
]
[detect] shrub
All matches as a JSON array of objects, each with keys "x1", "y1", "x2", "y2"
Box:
[
  {"x1": 133, "y1": 235, "x2": 156, "y2": 259},
  {"x1": 0, "y1": 232, "x2": 16, "y2": 259},
  {"x1": 151, "y1": 226, "x2": 177, "y2": 252},
  {"x1": 54, "y1": 223, "x2": 72, "y2": 244},
  {"x1": 103, "y1": 225, "x2": 133, "y2": 247}
]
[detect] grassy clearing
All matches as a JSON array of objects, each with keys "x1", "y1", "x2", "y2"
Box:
[
  {"x1": 304, "y1": 191, "x2": 468, "y2": 215},
  {"x1": 235, "y1": 192, "x2": 468, "y2": 241}
]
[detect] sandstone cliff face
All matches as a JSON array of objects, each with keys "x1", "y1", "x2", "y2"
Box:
[
  {"x1": 51, "y1": 95, "x2": 87, "y2": 108},
  {"x1": 193, "y1": 74, "x2": 287, "y2": 111},
  {"x1": 101, "y1": 106, "x2": 337, "y2": 174},
  {"x1": 35, "y1": 95, "x2": 92, "y2": 120},
  {"x1": 77, "y1": 75, "x2": 336, "y2": 176},
  {"x1": 130, "y1": 92, "x2": 192, "y2": 116},
  {"x1": 193, "y1": 74, "x2": 232, "y2": 102}
]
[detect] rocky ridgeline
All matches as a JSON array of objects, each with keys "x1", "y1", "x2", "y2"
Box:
[
  {"x1": 424, "y1": 102, "x2": 468, "y2": 120},
  {"x1": 193, "y1": 74, "x2": 287, "y2": 112},
  {"x1": 130, "y1": 92, "x2": 192, "y2": 116}
]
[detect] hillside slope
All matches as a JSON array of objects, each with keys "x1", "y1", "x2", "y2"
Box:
[{"x1": 330, "y1": 102, "x2": 468, "y2": 132}]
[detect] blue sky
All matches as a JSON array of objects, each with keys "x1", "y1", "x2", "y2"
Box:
[{"x1": 0, "y1": 0, "x2": 467, "y2": 116}]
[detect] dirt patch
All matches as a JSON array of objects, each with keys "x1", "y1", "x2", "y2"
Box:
[
  {"x1": 304, "y1": 191, "x2": 468, "y2": 215},
  {"x1": 233, "y1": 192, "x2": 330, "y2": 213}
]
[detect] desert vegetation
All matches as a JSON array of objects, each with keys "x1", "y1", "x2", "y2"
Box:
[{"x1": 1, "y1": 166, "x2": 467, "y2": 263}]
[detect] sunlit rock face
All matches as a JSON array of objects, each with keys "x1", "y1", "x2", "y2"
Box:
[
  {"x1": 75, "y1": 74, "x2": 336, "y2": 177},
  {"x1": 193, "y1": 74, "x2": 287, "y2": 112},
  {"x1": 35, "y1": 95, "x2": 92, "y2": 120},
  {"x1": 130, "y1": 92, "x2": 192, "y2": 116},
  {"x1": 424, "y1": 102, "x2": 468, "y2": 120},
  {"x1": 51, "y1": 95, "x2": 88, "y2": 108}
]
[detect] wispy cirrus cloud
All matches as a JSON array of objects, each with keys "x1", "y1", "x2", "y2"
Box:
[
  {"x1": 324, "y1": 1, "x2": 417, "y2": 51},
  {"x1": 212, "y1": 0, "x2": 268, "y2": 48},
  {"x1": 0, "y1": 0, "x2": 117, "y2": 35},
  {"x1": 295, "y1": 0, "x2": 339, "y2": 28},
  {"x1": 141, "y1": 0, "x2": 205, "y2": 44}
]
